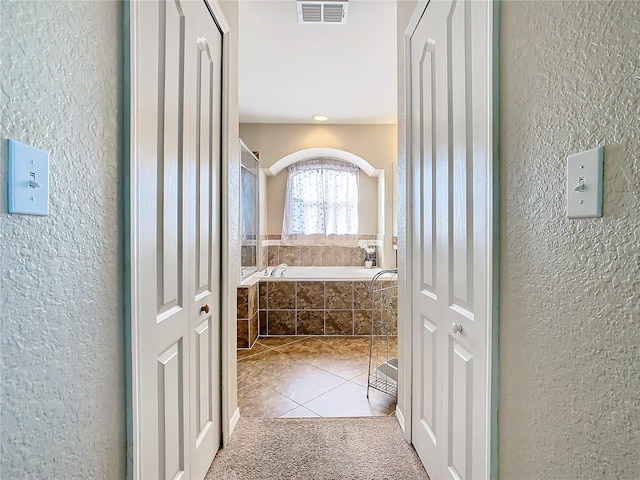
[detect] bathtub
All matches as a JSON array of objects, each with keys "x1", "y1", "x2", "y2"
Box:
[{"x1": 259, "y1": 266, "x2": 383, "y2": 281}]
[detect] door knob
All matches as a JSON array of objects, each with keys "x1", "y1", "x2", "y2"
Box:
[
  {"x1": 200, "y1": 304, "x2": 210, "y2": 314},
  {"x1": 452, "y1": 322, "x2": 463, "y2": 334}
]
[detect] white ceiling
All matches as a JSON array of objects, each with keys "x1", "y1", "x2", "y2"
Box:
[{"x1": 238, "y1": 0, "x2": 397, "y2": 124}]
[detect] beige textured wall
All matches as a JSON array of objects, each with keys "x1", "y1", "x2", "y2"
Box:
[
  {"x1": 240, "y1": 123, "x2": 397, "y2": 266},
  {"x1": 499, "y1": 1, "x2": 640, "y2": 478},
  {"x1": 0, "y1": 1, "x2": 125, "y2": 477}
]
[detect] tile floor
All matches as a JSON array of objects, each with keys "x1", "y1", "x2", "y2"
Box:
[{"x1": 237, "y1": 336, "x2": 398, "y2": 418}]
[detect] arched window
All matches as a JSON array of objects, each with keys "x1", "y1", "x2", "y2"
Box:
[{"x1": 282, "y1": 158, "x2": 359, "y2": 243}]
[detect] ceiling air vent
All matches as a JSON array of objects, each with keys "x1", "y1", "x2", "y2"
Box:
[{"x1": 297, "y1": 0, "x2": 348, "y2": 25}]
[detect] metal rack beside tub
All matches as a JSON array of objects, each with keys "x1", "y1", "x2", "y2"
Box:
[{"x1": 367, "y1": 268, "x2": 398, "y2": 399}]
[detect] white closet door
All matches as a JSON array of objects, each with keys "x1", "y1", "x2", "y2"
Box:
[
  {"x1": 183, "y1": 1, "x2": 223, "y2": 478},
  {"x1": 130, "y1": 1, "x2": 223, "y2": 479},
  {"x1": 409, "y1": 1, "x2": 494, "y2": 478}
]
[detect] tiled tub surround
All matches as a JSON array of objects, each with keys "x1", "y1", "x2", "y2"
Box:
[
  {"x1": 259, "y1": 235, "x2": 382, "y2": 269},
  {"x1": 258, "y1": 276, "x2": 397, "y2": 337},
  {"x1": 237, "y1": 283, "x2": 259, "y2": 349},
  {"x1": 267, "y1": 245, "x2": 372, "y2": 268},
  {"x1": 240, "y1": 244, "x2": 257, "y2": 271}
]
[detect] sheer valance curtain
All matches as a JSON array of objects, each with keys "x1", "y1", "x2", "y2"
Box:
[{"x1": 281, "y1": 158, "x2": 359, "y2": 245}]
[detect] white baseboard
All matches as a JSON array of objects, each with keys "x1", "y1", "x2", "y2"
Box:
[
  {"x1": 228, "y1": 407, "x2": 240, "y2": 439},
  {"x1": 395, "y1": 405, "x2": 406, "y2": 433}
]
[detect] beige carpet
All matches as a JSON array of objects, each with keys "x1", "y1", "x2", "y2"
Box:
[{"x1": 206, "y1": 417, "x2": 430, "y2": 480}]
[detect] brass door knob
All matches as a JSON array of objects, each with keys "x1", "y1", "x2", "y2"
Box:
[{"x1": 201, "y1": 304, "x2": 210, "y2": 314}]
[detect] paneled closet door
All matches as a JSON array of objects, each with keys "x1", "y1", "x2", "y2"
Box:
[
  {"x1": 135, "y1": 0, "x2": 192, "y2": 478},
  {"x1": 183, "y1": 1, "x2": 223, "y2": 478},
  {"x1": 409, "y1": 0, "x2": 494, "y2": 479},
  {"x1": 131, "y1": 1, "x2": 223, "y2": 479}
]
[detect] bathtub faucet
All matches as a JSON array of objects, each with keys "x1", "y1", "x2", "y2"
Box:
[{"x1": 270, "y1": 263, "x2": 288, "y2": 277}]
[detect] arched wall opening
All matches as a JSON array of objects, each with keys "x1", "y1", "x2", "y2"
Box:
[{"x1": 259, "y1": 148, "x2": 386, "y2": 263}]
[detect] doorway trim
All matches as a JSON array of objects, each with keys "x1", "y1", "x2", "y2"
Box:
[
  {"x1": 400, "y1": 0, "x2": 500, "y2": 478},
  {"x1": 396, "y1": 0, "x2": 429, "y2": 443},
  {"x1": 207, "y1": 0, "x2": 235, "y2": 450}
]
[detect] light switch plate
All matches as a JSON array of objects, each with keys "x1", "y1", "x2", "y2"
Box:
[
  {"x1": 8, "y1": 139, "x2": 50, "y2": 216},
  {"x1": 567, "y1": 146, "x2": 603, "y2": 218}
]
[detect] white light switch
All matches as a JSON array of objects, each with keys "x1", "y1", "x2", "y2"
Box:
[
  {"x1": 567, "y1": 146, "x2": 603, "y2": 218},
  {"x1": 8, "y1": 139, "x2": 50, "y2": 216}
]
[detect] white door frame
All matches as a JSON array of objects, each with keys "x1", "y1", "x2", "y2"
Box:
[
  {"x1": 124, "y1": 1, "x2": 231, "y2": 478},
  {"x1": 399, "y1": 1, "x2": 500, "y2": 478},
  {"x1": 207, "y1": 0, "x2": 236, "y2": 451}
]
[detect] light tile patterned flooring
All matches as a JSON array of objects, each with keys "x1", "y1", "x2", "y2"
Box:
[{"x1": 237, "y1": 336, "x2": 398, "y2": 418}]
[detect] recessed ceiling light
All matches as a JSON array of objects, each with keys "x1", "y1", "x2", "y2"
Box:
[{"x1": 313, "y1": 114, "x2": 329, "y2": 122}]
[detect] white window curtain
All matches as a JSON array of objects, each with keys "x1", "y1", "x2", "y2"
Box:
[{"x1": 282, "y1": 158, "x2": 359, "y2": 245}]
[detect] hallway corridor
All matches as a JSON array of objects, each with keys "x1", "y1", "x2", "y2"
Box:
[{"x1": 206, "y1": 416, "x2": 428, "y2": 479}]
